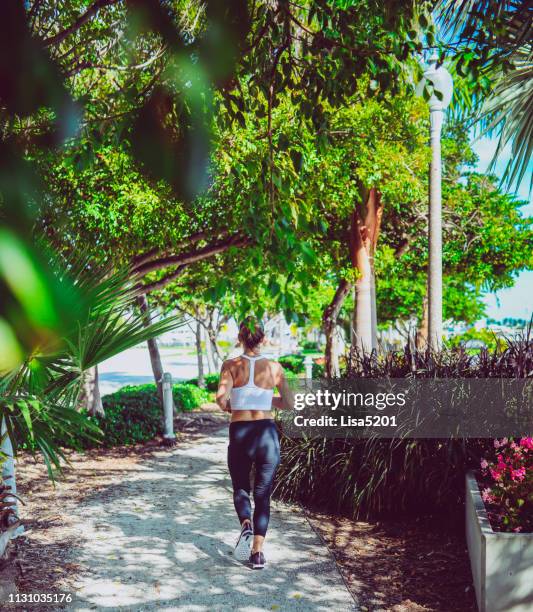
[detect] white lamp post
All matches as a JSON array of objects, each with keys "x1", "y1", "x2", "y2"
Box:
[{"x1": 419, "y1": 55, "x2": 453, "y2": 350}]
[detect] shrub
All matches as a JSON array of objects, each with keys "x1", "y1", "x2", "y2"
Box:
[
  {"x1": 185, "y1": 373, "x2": 220, "y2": 391},
  {"x1": 478, "y1": 437, "x2": 533, "y2": 532},
  {"x1": 88, "y1": 383, "x2": 210, "y2": 447},
  {"x1": 97, "y1": 387, "x2": 161, "y2": 446},
  {"x1": 448, "y1": 328, "x2": 507, "y2": 353},
  {"x1": 312, "y1": 358, "x2": 325, "y2": 378},
  {"x1": 275, "y1": 330, "x2": 533, "y2": 520},
  {"x1": 278, "y1": 354, "x2": 305, "y2": 373},
  {"x1": 276, "y1": 433, "x2": 491, "y2": 519},
  {"x1": 302, "y1": 340, "x2": 319, "y2": 351},
  {"x1": 283, "y1": 369, "x2": 297, "y2": 380},
  {"x1": 172, "y1": 383, "x2": 211, "y2": 410}
]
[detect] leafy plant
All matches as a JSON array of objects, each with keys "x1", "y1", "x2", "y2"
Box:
[
  {"x1": 61, "y1": 382, "x2": 210, "y2": 448},
  {"x1": 479, "y1": 437, "x2": 533, "y2": 533},
  {"x1": 448, "y1": 327, "x2": 507, "y2": 353},
  {"x1": 0, "y1": 261, "x2": 183, "y2": 475},
  {"x1": 185, "y1": 373, "x2": 220, "y2": 391},
  {"x1": 95, "y1": 383, "x2": 209, "y2": 446},
  {"x1": 312, "y1": 359, "x2": 325, "y2": 379},
  {"x1": 278, "y1": 354, "x2": 305, "y2": 374},
  {"x1": 172, "y1": 384, "x2": 210, "y2": 411},
  {"x1": 437, "y1": 0, "x2": 533, "y2": 191},
  {"x1": 275, "y1": 329, "x2": 533, "y2": 519},
  {"x1": 283, "y1": 370, "x2": 297, "y2": 381}
]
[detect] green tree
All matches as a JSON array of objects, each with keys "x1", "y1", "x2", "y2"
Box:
[{"x1": 3, "y1": 0, "x2": 528, "y2": 369}]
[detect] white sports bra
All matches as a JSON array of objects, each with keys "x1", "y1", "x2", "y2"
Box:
[{"x1": 230, "y1": 354, "x2": 274, "y2": 411}]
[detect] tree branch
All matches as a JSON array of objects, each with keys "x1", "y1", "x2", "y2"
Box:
[
  {"x1": 131, "y1": 231, "x2": 222, "y2": 270},
  {"x1": 132, "y1": 234, "x2": 250, "y2": 276},
  {"x1": 131, "y1": 233, "x2": 252, "y2": 294},
  {"x1": 394, "y1": 236, "x2": 410, "y2": 257},
  {"x1": 43, "y1": 0, "x2": 120, "y2": 48},
  {"x1": 138, "y1": 266, "x2": 186, "y2": 294},
  {"x1": 65, "y1": 47, "x2": 166, "y2": 76}
]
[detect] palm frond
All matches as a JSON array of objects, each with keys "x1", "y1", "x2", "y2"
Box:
[
  {"x1": 479, "y1": 49, "x2": 533, "y2": 191},
  {"x1": 436, "y1": 1, "x2": 531, "y2": 49},
  {"x1": 0, "y1": 257, "x2": 184, "y2": 475},
  {"x1": 435, "y1": 1, "x2": 533, "y2": 192}
]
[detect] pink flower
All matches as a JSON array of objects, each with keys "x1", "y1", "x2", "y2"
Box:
[
  {"x1": 480, "y1": 459, "x2": 489, "y2": 469},
  {"x1": 501, "y1": 438, "x2": 508, "y2": 446},
  {"x1": 519, "y1": 437, "x2": 533, "y2": 451},
  {"x1": 513, "y1": 526, "x2": 522, "y2": 533},
  {"x1": 490, "y1": 468, "x2": 503, "y2": 481},
  {"x1": 497, "y1": 454, "x2": 506, "y2": 468},
  {"x1": 482, "y1": 489, "x2": 494, "y2": 503},
  {"x1": 511, "y1": 467, "x2": 526, "y2": 482},
  {"x1": 494, "y1": 440, "x2": 500, "y2": 448}
]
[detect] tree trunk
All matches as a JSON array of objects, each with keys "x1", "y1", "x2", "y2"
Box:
[
  {"x1": 370, "y1": 264, "x2": 378, "y2": 350},
  {"x1": 350, "y1": 286, "x2": 357, "y2": 346},
  {"x1": 209, "y1": 333, "x2": 221, "y2": 370},
  {"x1": 1, "y1": 418, "x2": 21, "y2": 526},
  {"x1": 206, "y1": 316, "x2": 223, "y2": 369},
  {"x1": 195, "y1": 319, "x2": 205, "y2": 388},
  {"x1": 350, "y1": 187, "x2": 383, "y2": 354},
  {"x1": 277, "y1": 317, "x2": 284, "y2": 356},
  {"x1": 205, "y1": 325, "x2": 216, "y2": 373},
  {"x1": 137, "y1": 294, "x2": 165, "y2": 403},
  {"x1": 416, "y1": 289, "x2": 429, "y2": 350},
  {"x1": 80, "y1": 365, "x2": 104, "y2": 416},
  {"x1": 332, "y1": 325, "x2": 342, "y2": 377},
  {"x1": 354, "y1": 241, "x2": 373, "y2": 353},
  {"x1": 323, "y1": 279, "x2": 353, "y2": 378}
]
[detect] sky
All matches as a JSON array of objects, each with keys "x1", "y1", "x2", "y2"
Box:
[{"x1": 470, "y1": 136, "x2": 532, "y2": 322}]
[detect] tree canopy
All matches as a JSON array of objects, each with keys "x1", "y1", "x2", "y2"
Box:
[{"x1": 1, "y1": 0, "x2": 531, "y2": 368}]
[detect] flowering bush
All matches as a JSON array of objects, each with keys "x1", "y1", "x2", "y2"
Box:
[{"x1": 479, "y1": 437, "x2": 533, "y2": 532}]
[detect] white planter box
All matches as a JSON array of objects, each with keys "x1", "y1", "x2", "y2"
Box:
[{"x1": 466, "y1": 471, "x2": 533, "y2": 612}]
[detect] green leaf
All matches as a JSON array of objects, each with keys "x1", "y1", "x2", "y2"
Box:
[
  {"x1": 16, "y1": 400, "x2": 34, "y2": 442},
  {"x1": 300, "y1": 242, "x2": 317, "y2": 265},
  {"x1": 268, "y1": 280, "x2": 281, "y2": 296},
  {"x1": 289, "y1": 149, "x2": 304, "y2": 173}
]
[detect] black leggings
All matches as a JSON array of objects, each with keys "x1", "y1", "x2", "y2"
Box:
[{"x1": 227, "y1": 420, "x2": 280, "y2": 537}]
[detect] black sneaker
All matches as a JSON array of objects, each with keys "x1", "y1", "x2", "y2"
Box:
[
  {"x1": 249, "y1": 551, "x2": 266, "y2": 569},
  {"x1": 234, "y1": 522, "x2": 253, "y2": 561}
]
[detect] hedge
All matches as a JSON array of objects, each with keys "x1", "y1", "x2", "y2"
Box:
[
  {"x1": 277, "y1": 354, "x2": 305, "y2": 373},
  {"x1": 185, "y1": 373, "x2": 220, "y2": 391},
  {"x1": 90, "y1": 383, "x2": 210, "y2": 447}
]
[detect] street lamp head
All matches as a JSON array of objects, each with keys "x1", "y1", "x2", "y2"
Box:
[{"x1": 421, "y1": 54, "x2": 454, "y2": 111}]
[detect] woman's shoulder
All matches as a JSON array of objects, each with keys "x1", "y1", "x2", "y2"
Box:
[
  {"x1": 222, "y1": 356, "x2": 241, "y2": 368},
  {"x1": 222, "y1": 355, "x2": 253, "y2": 370},
  {"x1": 266, "y1": 359, "x2": 283, "y2": 375}
]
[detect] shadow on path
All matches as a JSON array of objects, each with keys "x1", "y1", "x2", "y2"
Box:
[{"x1": 66, "y1": 428, "x2": 357, "y2": 611}]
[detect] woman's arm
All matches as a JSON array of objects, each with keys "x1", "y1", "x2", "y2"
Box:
[
  {"x1": 272, "y1": 364, "x2": 294, "y2": 410},
  {"x1": 216, "y1": 360, "x2": 233, "y2": 413}
]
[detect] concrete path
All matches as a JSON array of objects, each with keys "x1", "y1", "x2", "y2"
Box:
[{"x1": 66, "y1": 427, "x2": 357, "y2": 611}]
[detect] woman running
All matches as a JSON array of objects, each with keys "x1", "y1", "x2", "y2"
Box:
[{"x1": 216, "y1": 318, "x2": 293, "y2": 569}]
